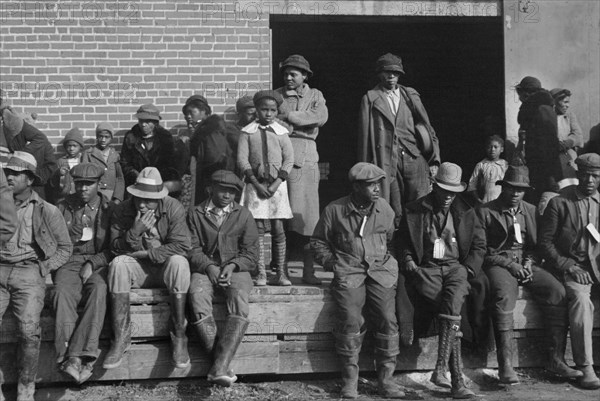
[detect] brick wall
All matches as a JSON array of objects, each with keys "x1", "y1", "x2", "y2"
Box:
[{"x1": 0, "y1": 0, "x2": 272, "y2": 151}]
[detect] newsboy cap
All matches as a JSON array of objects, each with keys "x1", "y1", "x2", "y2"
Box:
[
  {"x1": 376, "y1": 53, "x2": 405, "y2": 74},
  {"x1": 279, "y1": 54, "x2": 313, "y2": 77},
  {"x1": 211, "y1": 170, "x2": 243, "y2": 192},
  {"x1": 4, "y1": 151, "x2": 41, "y2": 184},
  {"x1": 348, "y1": 162, "x2": 386, "y2": 183},
  {"x1": 253, "y1": 90, "x2": 284, "y2": 107},
  {"x1": 134, "y1": 103, "x2": 161, "y2": 121},
  {"x1": 575, "y1": 153, "x2": 600, "y2": 171},
  {"x1": 70, "y1": 162, "x2": 104, "y2": 182},
  {"x1": 515, "y1": 76, "x2": 542, "y2": 91}
]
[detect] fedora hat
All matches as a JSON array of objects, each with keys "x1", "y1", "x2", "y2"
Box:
[
  {"x1": 279, "y1": 54, "x2": 313, "y2": 77},
  {"x1": 496, "y1": 165, "x2": 532, "y2": 189},
  {"x1": 127, "y1": 167, "x2": 169, "y2": 199},
  {"x1": 432, "y1": 162, "x2": 466, "y2": 193},
  {"x1": 4, "y1": 150, "x2": 41, "y2": 184}
]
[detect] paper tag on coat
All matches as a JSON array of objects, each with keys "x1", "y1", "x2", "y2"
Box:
[
  {"x1": 433, "y1": 238, "x2": 446, "y2": 259},
  {"x1": 80, "y1": 227, "x2": 94, "y2": 242},
  {"x1": 586, "y1": 223, "x2": 600, "y2": 243},
  {"x1": 513, "y1": 223, "x2": 523, "y2": 244},
  {"x1": 359, "y1": 216, "x2": 367, "y2": 237}
]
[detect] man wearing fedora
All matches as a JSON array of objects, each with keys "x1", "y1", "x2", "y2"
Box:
[
  {"x1": 539, "y1": 153, "x2": 600, "y2": 389},
  {"x1": 0, "y1": 151, "x2": 72, "y2": 401},
  {"x1": 311, "y1": 162, "x2": 405, "y2": 399},
  {"x1": 105, "y1": 167, "x2": 192, "y2": 370},
  {"x1": 477, "y1": 164, "x2": 579, "y2": 385},
  {"x1": 187, "y1": 170, "x2": 259, "y2": 387},
  {"x1": 53, "y1": 163, "x2": 113, "y2": 384},
  {"x1": 120, "y1": 103, "x2": 187, "y2": 193},
  {"x1": 399, "y1": 162, "x2": 485, "y2": 399}
]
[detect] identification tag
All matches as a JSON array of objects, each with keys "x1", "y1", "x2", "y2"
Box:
[
  {"x1": 433, "y1": 238, "x2": 446, "y2": 259},
  {"x1": 586, "y1": 223, "x2": 600, "y2": 243},
  {"x1": 80, "y1": 227, "x2": 94, "y2": 242},
  {"x1": 513, "y1": 223, "x2": 523, "y2": 244}
]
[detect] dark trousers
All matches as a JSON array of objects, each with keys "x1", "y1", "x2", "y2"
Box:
[
  {"x1": 52, "y1": 257, "x2": 108, "y2": 363},
  {"x1": 389, "y1": 153, "x2": 430, "y2": 218},
  {"x1": 0, "y1": 262, "x2": 45, "y2": 384},
  {"x1": 412, "y1": 262, "x2": 470, "y2": 316},
  {"x1": 485, "y1": 264, "x2": 566, "y2": 330},
  {"x1": 332, "y1": 276, "x2": 398, "y2": 336},
  {"x1": 188, "y1": 271, "x2": 253, "y2": 321}
]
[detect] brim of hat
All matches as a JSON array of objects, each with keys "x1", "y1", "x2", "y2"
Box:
[
  {"x1": 496, "y1": 180, "x2": 532, "y2": 189},
  {"x1": 73, "y1": 177, "x2": 101, "y2": 183},
  {"x1": 4, "y1": 166, "x2": 42, "y2": 185},
  {"x1": 134, "y1": 112, "x2": 161, "y2": 121},
  {"x1": 214, "y1": 182, "x2": 243, "y2": 192},
  {"x1": 127, "y1": 185, "x2": 169, "y2": 199},
  {"x1": 434, "y1": 180, "x2": 467, "y2": 193},
  {"x1": 280, "y1": 63, "x2": 313, "y2": 77},
  {"x1": 378, "y1": 66, "x2": 405, "y2": 74}
]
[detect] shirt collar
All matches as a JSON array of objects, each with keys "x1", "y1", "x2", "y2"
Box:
[
  {"x1": 575, "y1": 188, "x2": 600, "y2": 203},
  {"x1": 242, "y1": 120, "x2": 288, "y2": 136},
  {"x1": 501, "y1": 202, "x2": 523, "y2": 215},
  {"x1": 205, "y1": 200, "x2": 233, "y2": 215},
  {"x1": 343, "y1": 195, "x2": 379, "y2": 217},
  {"x1": 284, "y1": 84, "x2": 308, "y2": 97},
  {"x1": 14, "y1": 188, "x2": 39, "y2": 208}
]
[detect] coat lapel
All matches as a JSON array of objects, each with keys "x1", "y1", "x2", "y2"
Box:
[{"x1": 370, "y1": 88, "x2": 396, "y2": 125}]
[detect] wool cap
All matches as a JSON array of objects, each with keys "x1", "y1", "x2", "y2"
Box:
[
  {"x1": 62, "y1": 127, "x2": 85, "y2": 148},
  {"x1": 4, "y1": 150, "x2": 41, "y2": 184},
  {"x1": 348, "y1": 162, "x2": 386, "y2": 183},
  {"x1": 432, "y1": 162, "x2": 466, "y2": 193},
  {"x1": 235, "y1": 95, "x2": 255, "y2": 113},
  {"x1": 253, "y1": 90, "x2": 284, "y2": 107},
  {"x1": 211, "y1": 170, "x2": 243, "y2": 192},
  {"x1": 575, "y1": 153, "x2": 600, "y2": 171},
  {"x1": 70, "y1": 162, "x2": 104, "y2": 182},
  {"x1": 279, "y1": 54, "x2": 313, "y2": 77},
  {"x1": 127, "y1": 167, "x2": 169, "y2": 199},
  {"x1": 182, "y1": 94, "x2": 211, "y2": 114},
  {"x1": 96, "y1": 122, "x2": 114, "y2": 137},
  {"x1": 134, "y1": 104, "x2": 161, "y2": 121},
  {"x1": 376, "y1": 53, "x2": 405, "y2": 74},
  {"x1": 496, "y1": 165, "x2": 531, "y2": 189},
  {"x1": 515, "y1": 76, "x2": 542, "y2": 91}
]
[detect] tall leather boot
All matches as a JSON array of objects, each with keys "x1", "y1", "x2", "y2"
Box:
[
  {"x1": 449, "y1": 331, "x2": 475, "y2": 399},
  {"x1": 430, "y1": 314, "x2": 460, "y2": 389},
  {"x1": 17, "y1": 334, "x2": 40, "y2": 401},
  {"x1": 207, "y1": 315, "x2": 250, "y2": 387},
  {"x1": 103, "y1": 293, "x2": 131, "y2": 369},
  {"x1": 302, "y1": 243, "x2": 322, "y2": 285},
  {"x1": 374, "y1": 332, "x2": 404, "y2": 398},
  {"x1": 268, "y1": 231, "x2": 291, "y2": 286},
  {"x1": 334, "y1": 330, "x2": 365, "y2": 399},
  {"x1": 254, "y1": 235, "x2": 267, "y2": 286},
  {"x1": 170, "y1": 293, "x2": 190, "y2": 369},
  {"x1": 543, "y1": 306, "x2": 583, "y2": 378},
  {"x1": 191, "y1": 315, "x2": 218, "y2": 357},
  {"x1": 493, "y1": 311, "x2": 518, "y2": 384}
]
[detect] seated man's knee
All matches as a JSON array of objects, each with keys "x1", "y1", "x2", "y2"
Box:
[
  {"x1": 164, "y1": 255, "x2": 191, "y2": 293},
  {"x1": 108, "y1": 255, "x2": 136, "y2": 292},
  {"x1": 227, "y1": 288, "x2": 251, "y2": 318}
]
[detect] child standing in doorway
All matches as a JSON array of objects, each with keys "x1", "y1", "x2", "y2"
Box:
[{"x1": 468, "y1": 134, "x2": 508, "y2": 203}]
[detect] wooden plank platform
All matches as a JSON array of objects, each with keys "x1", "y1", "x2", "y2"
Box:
[{"x1": 0, "y1": 264, "x2": 599, "y2": 384}]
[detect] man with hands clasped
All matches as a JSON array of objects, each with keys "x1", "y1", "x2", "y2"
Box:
[
  {"x1": 186, "y1": 170, "x2": 259, "y2": 387},
  {"x1": 104, "y1": 167, "x2": 191, "y2": 370}
]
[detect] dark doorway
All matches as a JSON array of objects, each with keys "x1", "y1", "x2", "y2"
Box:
[{"x1": 271, "y1": 15, "x2": 505, "y2": 208}]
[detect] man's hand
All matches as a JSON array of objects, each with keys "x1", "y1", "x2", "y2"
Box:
[
  {"x1": 403, "y1": 260, "x2": 420, "y2": 275},
  {"x1": 429, "y1": 165, "x2": 439, "y2": 178},
  {"x1": 206, "y1": 265, "x2": 221, "y2": 286},
  {"x1": 79, "y1": 262, "x2": 93, "y2": 284},
  {"x1": 568, "y1": 265, "x2": 594, "y2": 285},
  {"x1": 128, "y1": 250, "x2": 149, "y2": 259},
  {"x1": 131, "y1": 210, "x2": 156, "y2": 235},
  {"x1": 218, "y1": 263, "x2": 236, "y2": 287},
  {"x1": 507, "y1": 262, "x2": 527, "y2": 280}
]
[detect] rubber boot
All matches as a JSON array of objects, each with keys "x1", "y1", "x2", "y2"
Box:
[
  {"x1": 449, "y1": 331, "x2": 476, "y2": 399},
  {"x1": 430, "y1": 314, "x2": 460, "y2": 389},
  {"x1": 16, "y1": 382, "x2": 35, "y2": 401},
  {"x1": 268, "y1": 231, "x2": 291, "y2": 286},
  {"x1": 170, "y1": 293, "x2": 190, "y2": 369},
  {"x1": 103, "y1": 293, "x2": 131, "y2": 369},
  {"x1": 334, "y1": 330, "x2": 366, "y2": 399},
  {"x1": 374, "y1": 333, "x2": 404, "y2": 398},
  {"x1": 494, "y1": 329, "x2": 519, "y2": 384},
  {"x1": 254, "y1": 235, "x2": 267, "y2": 286},
  {"x1": 207, "y1": 315, "x2": 250, "y2": 387},
  {"x1": 18, "y1": 330, "x2": 40, "y2": 401},
  {"x1": 191, "y1": 315, "x2": 218, "y2": 357},
  {"x1": 577, "y1": 365, "x2": 600, "y2": 389},
  {"x1": 542, "y1": 305, "x2": 583, "y2": 379},
  {"x1": 302, "y1": 243, "x2": 321, "y2": 285}
]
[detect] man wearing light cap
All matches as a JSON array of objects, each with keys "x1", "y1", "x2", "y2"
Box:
[
  {"x1": 187, "y1": 170, "x2": 259, "y2": 387},
  {"x1": 400, "y1": 162, "x2": 485, "y2": 399},
  {"x1": 0, "y1": 151, "x2": 72, "y2": 401},
  {"x1": 105, "y1": 167, "x2": 191, "y2": 370},
  {"x1": 53, "y1": 163, "x2": 112, "y2": 384},
  {"x1": 311, "y1": 162, "x2": 404, "y2": 399},
  {"x1": 539, "y1": 153, "x2": 600, "y2": 389}
]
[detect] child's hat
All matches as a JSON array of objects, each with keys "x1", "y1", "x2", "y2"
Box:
[
  {"x1": 62, "y1": 127, "x2": 85, "y2": 148},
  {"x1": 253, "y1": 90, "x2": 283, "y2": 107},
  {"x1": 96, "y1": 122, "x2": 114, "y2": 137}
]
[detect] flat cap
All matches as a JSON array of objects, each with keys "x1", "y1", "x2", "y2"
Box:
[
  {"x1": 236, "y1": 95, "x2": 255, "y2": 113},
  {"x1": 279, "y1": 54, "x2": 313, "y2": 77},
  {"x1": 70, "y1": 162, "x2": 104, "y2": 182},
  {"x1": 96, "y1": 122, "x2": 114, "y2": 136},
  {"x1": 575, "y1": 153, "x2": 600, "y2": 171},
  {"x1": 253, "y1": 90, "x2": 284, "y2": 107},
  {"x1": 348, "y1": 162, "x2": 386, "y2": 183},
  {"x1": 211, "y1": 170, "x2": 243, "y2": 192},
  {"x1": 134, "y1": 103, "x2": 161, "y2": 121},
  {"x1": 515, "y1": 76, "x2": 541, "y2": 91},
  {"x1": 376, "y1": 53, "x2": 404, "y2": 74}
]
